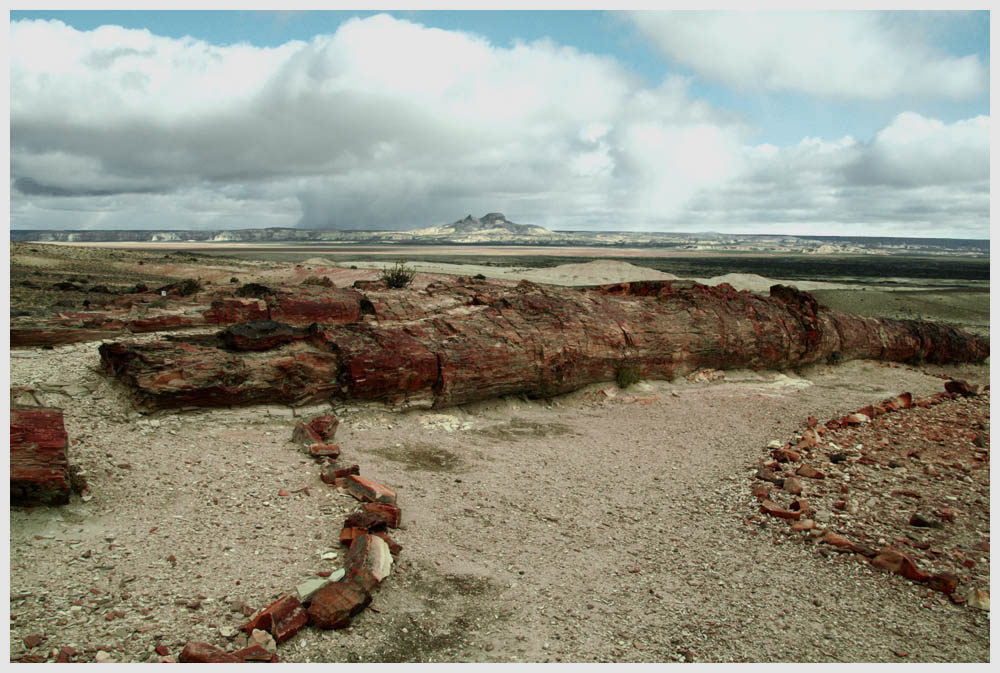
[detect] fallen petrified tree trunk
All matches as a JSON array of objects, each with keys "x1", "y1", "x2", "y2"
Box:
[
  {"x1": 98, "y1": 280, "x2": 989, "y2": 411},
  {"x1": 10, "y1": 406, "x2": 71, "y2": 505},
  {"x1": 10, "y1": 287, "x2": 368, "y2": 347}
]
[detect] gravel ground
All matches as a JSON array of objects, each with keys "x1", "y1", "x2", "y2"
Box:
[{"x1": 9, "y1": 340, "x2": 991, "y2": 662}]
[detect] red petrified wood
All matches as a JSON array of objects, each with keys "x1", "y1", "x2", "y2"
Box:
[
  {"x1": 307, "y1": 582, "x2": 372, "y2": 629},
  {"x1": 292, "y1": 415, "x2": 340, "y2": 445},
  {"x1": 343, "y1": 534, "x2": 394, "y2": 593},
  {"x1": 98, "y1": 281, "x2": 990, "y2": 411},
  {"x1": 179, "y1": 642, "x2": 242, "y2": 663},
  {"x1": 240, "y1": 594, "x2": 309, "y2": 644},
  {"x1": 10, "y1": 406, "x2": 71, "y2": 505},
  {"x1": 344, "y1": 475, "x2": 397, "y2": 504}
]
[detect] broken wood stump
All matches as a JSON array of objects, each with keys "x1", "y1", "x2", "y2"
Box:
[{"x1": 10, "y1": 406, "x2": 71, "y2": 505}]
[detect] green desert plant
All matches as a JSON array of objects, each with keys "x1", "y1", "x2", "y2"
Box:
[
  {"x1": 615, "y1": 361, "x2": 640, "y2": 389},
  {"x1": 379, "y1": 260, "x2": 417, "y2": 289}
]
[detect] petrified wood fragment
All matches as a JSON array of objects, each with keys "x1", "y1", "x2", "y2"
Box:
[
  {"x1": 98, "y1": 280, "x2": 989, "y2": 411},
  {"x1": 10, "y1": 406, "x2": 71, "y2": 505}
]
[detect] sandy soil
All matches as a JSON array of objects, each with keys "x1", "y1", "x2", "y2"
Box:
[{"x1": 7, "y1": 245, "x2": 991, "y2": 663}]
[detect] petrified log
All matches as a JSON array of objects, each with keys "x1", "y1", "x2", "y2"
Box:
[
  {"x1": 98, "y1": 280, "x2": 989, "y2": 411},
  {"x1": 10, "y1": 406, "x2": 71, "y2": 505},
  {"x1": 11, "y1": 287, "x2": 369, "y2": 346}
]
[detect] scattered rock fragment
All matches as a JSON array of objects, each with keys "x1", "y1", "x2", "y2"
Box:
[
  {"x1": 871, "y1": 547, "x2": 929, "y2": 582},
  {"x1": 179, "y1": 642, "x2": 242, "y2": 663},
  {"x1": 927, "y1": 573, "x2": 959, "y2": 596},
  {"x1": 344, "y1": 475, "x2": 397, "y2": 504},
  {"x1": 320, "y1": 464, "x2": 360, "y2": 484},
  {"x1": 307, "y1": 582, "x2": 372, "y2": 630},
  {"x1": 240, "y1": 594, "x2": 309, "y2": 645},
  {"x1": 944, "y1": 380, "x2": 976, "y2": 397},
  {"x1": 234, "y1": 645, "x2": 279, "y2": 662},
  {"x1": 363, "y1": 502, "x2": 402, "y2": 529},
  {"x1": 249, "y1": 628, "x2": 277, "y2": 654},
  {"x1": 760, "y1": 499, "x2": 801, "y2": 520},
  {"x1": 795, "y1": 464, "x2": 825, "y2": 480},
  {"x1": 966, "y1": 587, "x2": 990, "y2": 611},
  {"x1": 908, "y1": 512, "x2": 944, "y2": 529},
  {"x1": 344, "y1": 533, "x2": 394, "y2": 593},
  {"x1": 293, "y1": 415, "x2": 340, "y2": 445},
  {"x1": 782, "y1": 477, "x2": 803, "y2": 496}
]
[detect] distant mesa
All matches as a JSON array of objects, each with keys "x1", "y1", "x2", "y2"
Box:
[{"x1": 413, "y1": 212, "x2": 553, "y2": 237}]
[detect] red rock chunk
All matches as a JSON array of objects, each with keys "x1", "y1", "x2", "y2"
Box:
[
  {"x1": 344, "y1": 510, "x2": 390, "y2": 532},
  {"x1": 339, "y1": 526, "x2": 367, "y2": 545},
  {"x1": 307, "y1": 582, "x2": 372, "y2": 630},
  {"x1": 10, "y1": 406, "x2": 71, "y2": 505},
  {"x1": 234, "y1": 645, "x2": 280, "y2": 662},
  {"x1": 771, "y1": 447, "x2": 801, "y2": 463},
  {"x1": 293, "y1": 415, "x2": 339, "y2": 444},
  {"x1": 321, "y1": 464, "x2": 360, "y2": 484},
  {"x1": 204, "y1": 297, "x2": 269, "y2": 325},
  {"x1": 928, "y1": 573, "x2": 959, "y2": 595},
  {"x1": 179, "y1": 642, "x2": 242, "y2": 663},
  {"x1": 344, "y1": 533, "x2": 394, "y2": 592},
  {"x1": 871, "y1": 547, "x2": 929, "y2": 582},
  {"x1": 760, "y1": 499, "x2": 801, "y2": 520},
  {"x1": 795, "y1": 464, "x2": 825, "y2": 480},
  {"x1": 345, "y1": 475, "x2": 397, "y2": 504},
  {"x1": 945, "y1": 379, "x2": 976, "y2": 397},
  {"x1": 309, "y1": 444, "x2": 341, "y2": 459},
  {"x1": 240, "y1": 594, "x2": 308, "y2": 644},
  {"x1": 363, "y1": 502, "x2": 402, "y2": 529}
]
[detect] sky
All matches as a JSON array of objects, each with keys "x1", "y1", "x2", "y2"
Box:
[{"x1": 7, "y1": 8, "x2": 991, "y2": 238}]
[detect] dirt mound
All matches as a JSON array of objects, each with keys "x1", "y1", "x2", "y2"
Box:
[{"x1": 518, "y1": 260, "x2": 678, "y2": 286}]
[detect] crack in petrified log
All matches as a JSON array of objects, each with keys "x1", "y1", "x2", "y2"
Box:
[{"x1": 98, "y1": 280, "x2": 989, "y2": 411}]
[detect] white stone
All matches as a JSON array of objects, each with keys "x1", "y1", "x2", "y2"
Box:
[
  {"x1": 250, "y1": 629, "x2": 277, "y2": 654},
  {"x1": 295, "y1": 577, "x2": 331, "y2": 603}
]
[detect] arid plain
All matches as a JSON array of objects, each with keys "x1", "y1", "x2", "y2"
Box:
[{"x1": 9, "y1": 241, "x2": 990, "y2": 662}]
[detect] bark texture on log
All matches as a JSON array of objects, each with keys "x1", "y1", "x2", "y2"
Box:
[
  {"x1": 98, "y1": 280, "x2": 989, "y2": 411},
  {"x1": 10, "y1": 406, "x2": 71, "y2": 505}
]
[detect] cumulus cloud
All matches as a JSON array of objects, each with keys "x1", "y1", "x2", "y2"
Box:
[
  {"x1": 628, "y1": 11, "x2": 988, "y2": 100},
  {"x1": 685, "y1": 113, "x2": 989, "y2": 237},
  {"x1": 8, "y1": 14, "x2": 990, "y2": 237}
]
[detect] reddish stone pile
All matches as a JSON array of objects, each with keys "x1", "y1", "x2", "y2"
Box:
[
  {"x1": 177, "y1": 414, "x2": 403, "y2": 663},
  {"x1": 749, "y1": 379, "x2": 990, "y2": 609},
  {"x1": 98, "y1": 280, "x2": 989, "y2": 411}
]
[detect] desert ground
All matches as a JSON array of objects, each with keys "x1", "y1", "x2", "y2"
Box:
[{"x1": 8, "y1": 242, "x2": 990, "y2": 662}]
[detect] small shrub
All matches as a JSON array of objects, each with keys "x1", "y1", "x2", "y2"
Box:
[
  {"x1": 157, "y1": 278, "x2": 202, "y2": 297},
  {"x1": 230, "y1": 277, "x2": 239, "y2": 284},
  {"x1": 302, "y1": 275, "x2": 335, "y2": 288},
  {"x1": 615, "y1": 362, "x2": 640, "y2": 389},
  {"x1": 236, "y1": 282, "x2": 272, "y2": 298},
  {"x1": 379, "y1": 260, "x2": 417, "y2": 289}
]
